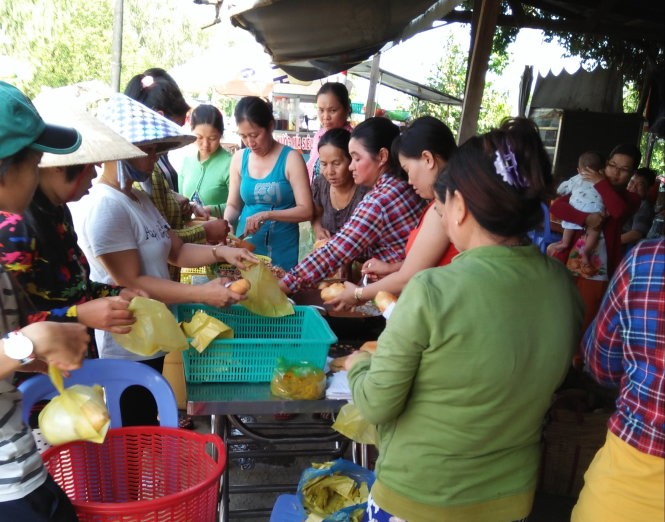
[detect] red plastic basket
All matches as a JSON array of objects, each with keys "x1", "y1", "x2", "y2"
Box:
[{"x1": 41, "y1": 427, "x2": 226, "y2": 522}]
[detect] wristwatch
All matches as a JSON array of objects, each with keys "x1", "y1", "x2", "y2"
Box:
[{"x1": 2, "y1": 331, "x2": 35, "y2": 365}]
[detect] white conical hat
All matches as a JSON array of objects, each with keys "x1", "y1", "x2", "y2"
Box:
[
  {"x1": 99, "y1": 93, "x2": 195, "y2": 154},
  {"x1": 33, "y1": 100, "x2": 146, "y2": 168}
]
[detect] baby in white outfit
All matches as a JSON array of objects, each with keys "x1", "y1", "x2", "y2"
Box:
[{"x1": 551, "y1": 150, "x2": 605, "y2": 265}]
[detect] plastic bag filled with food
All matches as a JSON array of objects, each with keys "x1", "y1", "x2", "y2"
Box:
[
  {"x1": 180, "y1": 309, "x2": 234, "y2": 353},
  {"x1": 112, "y1": 296, "x2": 188, "y2": 356},
  {"x1": 38, "y1": 365, "x2": 110, "y2": 445},
  {"x1": 298, "y1": 459, "x2": 374, "y2": 522},
  {"x1": 270, "y1": 357, "x2": 326, "y2": 400},
  {"x1": 332, "y1": 403, "x2": 378, "y2": 446},
  {"x1": 239, "y1": 260, "x2": 294, "y2": 317}
]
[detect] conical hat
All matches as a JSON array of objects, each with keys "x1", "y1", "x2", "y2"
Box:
[
  {"x1": 34, "y1": 100, "x2": 146, "y2": 168},
  {"x1": 99, "y1": 93, "x2": 195, "y2": 154}
]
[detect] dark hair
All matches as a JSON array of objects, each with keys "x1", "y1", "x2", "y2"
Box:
[
  {"x1": 578, "y1": 150, "x2": 604, "y2": 171},
  {"x1": 234, "y1": 96, "x2": 274, "y2": 129},
  {"x1": 435, "y1": 117, "x2": 553, "y2": 238},
  {"x1": 316, "y1": 82, "x2": 351, "y2": 116},
  {"x1": 608, "y1": 143, "x2": 641, "y2": 170},
  {"x1": 0, "y1": 147, "x2": 32, "y2": 179},
  {"x1": 191, "y1": 104, "x2": 224, "y2": 134},
  {"x1": 124, "y1": 68, "x2": 190, "y2": 120},
  {"x1": 318, "y1": 128, "x2": 351, "y2": 160},
  {"x1": 634, "y1": 167, "x2": 657, "y2": 187},
  {"x1": 351, "y1": 117, "x2": 400, "y2": 175},
  {"x1": 392, "y1": 116, "x2": 457, "y2": 166}
]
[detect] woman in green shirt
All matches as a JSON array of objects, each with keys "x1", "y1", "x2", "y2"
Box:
[
  {"x1": 179, "y1": 104, "x2": 232, "y2": 218},
  {"x1": 345, "y1": 118, "x2": 583, "y2": 522}
]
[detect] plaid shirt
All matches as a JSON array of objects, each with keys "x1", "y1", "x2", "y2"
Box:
[
  {"x1": 583, "y1": 239, "x2": 665, "y2": 457},
  {"x1": 283, "y1": 173, "x2": 425, "y2": 293}
]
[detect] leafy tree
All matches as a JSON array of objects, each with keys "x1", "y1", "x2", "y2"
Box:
[
  {"x1": 409, "y1": 34, "x2": 510, "y2": 135},
  {"x1": 0, "y1": 0, "x2": 208, "y2": 97}
]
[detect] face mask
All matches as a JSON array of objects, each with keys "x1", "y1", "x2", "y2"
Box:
[{"x1": 117, "y1": 160, "x2": 151, "y2": 188}]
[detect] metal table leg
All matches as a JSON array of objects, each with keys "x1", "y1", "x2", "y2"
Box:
[{"x1": 211, "y1": 414, "x2": 230, "y2": 522}]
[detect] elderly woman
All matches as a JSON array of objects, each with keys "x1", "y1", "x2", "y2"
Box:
[
  {"x1": 74, "y1": 94, "x2": 256, "y2": 426},
  {"x1": 0, "y1": 81, "x2": 90, "y2": 522},
  {"x1": 345, "y1": 118, "x2": 583, "y2": 522},
  {"x1": 306, "y1": 82, "x2": 354, "y2": 182},
  {"x1": 280, "y1": 117, "x2": 425, "y2": 294}
]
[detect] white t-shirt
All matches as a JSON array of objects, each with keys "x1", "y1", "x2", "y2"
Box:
[{"x1": 73, "y1": 183, "x2": 171, "y2": 360}]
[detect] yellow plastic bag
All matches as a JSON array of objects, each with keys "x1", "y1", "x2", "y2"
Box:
[
  {"x1": 180, "y1": 310, "x2": 233, "y2": 353},
  {"x1": 38, "y1": 366, "x2": 110, "y2": 445},
  {"x1": 239, "y1": 261, "x2": 294, "y2": 317},
  {"x1": 270, "y1": 358, "x2": 326, "y2": 400},
  {"x1": 332, "y1": 403, "x2": 378, "y2": 446},
  {"x1": 112, "y1": 297, "x2": 188, "y2": 356}
]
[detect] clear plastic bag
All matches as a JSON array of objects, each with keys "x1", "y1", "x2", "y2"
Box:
[
  {"x1": 270, "y1": 357, "x2": 326, "y2": 400},
  {"x1": 112, "y1": 296, "x2": 188, "y2": 356},
  {"x1": 38, "y1": 366, "x2": 110, "y2": 445}
]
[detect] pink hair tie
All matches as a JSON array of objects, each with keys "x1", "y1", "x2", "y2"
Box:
[{"x1": 141, "y1": 75, "x2": 155, "y2": 89}]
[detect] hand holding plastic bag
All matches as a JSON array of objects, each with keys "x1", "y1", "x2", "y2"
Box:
[
  {"x1": 112, "y1": 297, "x2": 188, "y2": 356},
  {"x1": 239, "y1": 261, "x2": 294, "y2": 317},
  {"x1": 332, "y1": 403, "x2": 378, "y2": 446},
  {"x1": 38, "y1": 365, "x2": 110, "y2": 445}
]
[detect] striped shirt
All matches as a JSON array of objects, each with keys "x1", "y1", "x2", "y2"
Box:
[
  {"x1": 583, "y1": 239, "x2": 665, "y2": 457},
  {"x1": 0, "y1": 268, "x2": 47, "y2": 501},
  {"x1": 283, "y1": 173, "x2": 425, "y2": 293}
]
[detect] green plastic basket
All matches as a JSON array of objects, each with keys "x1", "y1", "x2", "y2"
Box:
[{"x1": 174, "y1": 305, "x2": 337, "y2": 383}]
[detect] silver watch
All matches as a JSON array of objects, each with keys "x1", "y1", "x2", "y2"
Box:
[{"x1": 2, "y1": 331, "x2": 35, "y2": 364}]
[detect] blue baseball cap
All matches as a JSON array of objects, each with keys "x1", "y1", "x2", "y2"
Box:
[{"x1": 0, "y1": 81, "x2": 81, "y2": 160}]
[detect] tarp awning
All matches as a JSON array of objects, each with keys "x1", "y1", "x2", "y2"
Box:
[
  {"x1": 230, "y1": 0, "x2": 459, "y2": 81},
  {"x1": 348, "y1": 62, "x2": 462, "y2": 105}
]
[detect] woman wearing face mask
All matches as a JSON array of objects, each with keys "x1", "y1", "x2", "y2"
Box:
[
  {"x1": 328, "y1": 116, "x2": 458, "y2": 307},
  {"x1": 73, "y1": 94, "x2": 257, "y2": 426}
]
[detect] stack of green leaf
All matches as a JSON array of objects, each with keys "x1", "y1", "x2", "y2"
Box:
[{"x1": 301, "y1": 462, "x2": 369, "y2": 521}]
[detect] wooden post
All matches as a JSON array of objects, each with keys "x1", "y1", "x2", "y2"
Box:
[
  {"x1": 458, "y1": 0, "x2": 500, "y2": 143},
  {"x1": 110, "y1": 0, "x2": 124, "y2": 92}
]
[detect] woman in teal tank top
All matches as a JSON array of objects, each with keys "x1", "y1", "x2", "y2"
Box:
[{"x1": 225, "y1": 97, "x2": 313, "y2": 271}]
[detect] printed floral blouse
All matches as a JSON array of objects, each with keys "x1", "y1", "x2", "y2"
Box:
[{"x1": 0, "y1": 188, "x2": 121, "y2": 323}]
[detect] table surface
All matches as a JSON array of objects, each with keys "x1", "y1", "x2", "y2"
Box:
[{"x1": 186, "y1": 381, "x2": 348, "y2": 416}]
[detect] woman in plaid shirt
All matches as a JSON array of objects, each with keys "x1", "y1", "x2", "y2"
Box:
[
  {"x1": 572, "y1": 238, "x2": 664, "y2": 522},
  {"x1": 280, "y1": 117, "x2": 425, "y2": 294}
]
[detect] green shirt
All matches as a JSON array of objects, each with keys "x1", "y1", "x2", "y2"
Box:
[
  {"x1": 179, "y1": 146, "x2": 231, "y2": 218},
  {"x1": 348, "y1": 244, "x2": 583, "y2": 521}
]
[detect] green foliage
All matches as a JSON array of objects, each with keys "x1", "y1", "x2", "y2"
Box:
[
  {"x1": 408, "y1": 34, "x2": 510, "y2": 135},
  {"x1": 0, "y1": 0, "x2": 208, "y2": 97}
]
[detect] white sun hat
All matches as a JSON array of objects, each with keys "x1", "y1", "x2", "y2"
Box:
[
  {"x1": 99, "y1": 93, "x2": 195, "y2": 154},
  {"x1": 34, "y1": 100, "x2": 147, "y2": 168}
]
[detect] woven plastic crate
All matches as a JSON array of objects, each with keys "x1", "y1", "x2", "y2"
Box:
[{"x1": 175, "y1": 304, "x2": 337, "y2": 383}]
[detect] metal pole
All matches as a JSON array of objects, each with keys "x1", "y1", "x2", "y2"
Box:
[
  {"x1": 364, "y1": 53, "x2": 381, "y2": 119},
  {"x1": 110, "y1": 0, "x2": 124, "y2": 92}
]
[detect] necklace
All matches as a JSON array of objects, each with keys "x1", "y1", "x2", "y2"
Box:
[{"x1": 330, "y1": 184, "x2": 356, "y2": 211}]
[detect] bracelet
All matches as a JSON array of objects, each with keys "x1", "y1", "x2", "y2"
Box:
[{"x1": 354, "y1": 287, "x2": 363, "y2": 302}]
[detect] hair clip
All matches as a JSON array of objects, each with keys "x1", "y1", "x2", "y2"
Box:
[
  {"x1": 141, "y1": 75, "x2": 155, "y2": 89},
  {"x1": 493, "y1": 147, "x2": 528, "y2": 188}
]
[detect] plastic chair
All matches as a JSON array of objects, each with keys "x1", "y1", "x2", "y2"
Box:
[
  {"x1": 18, "y1": 358, "x2": 179, "y2": 428},
  {"x1": 528, "y1": 201, "x2": 562, "y2": 254},
  {"x1": 269, "y1": 494, "x2": 306, "y2": 522}
]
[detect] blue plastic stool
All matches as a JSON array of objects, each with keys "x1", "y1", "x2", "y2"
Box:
[{"x1": 528, "y1": 201, "x2": 562, "y2": 253}]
